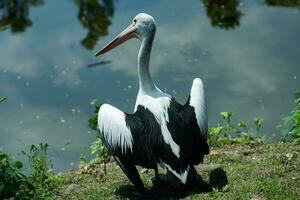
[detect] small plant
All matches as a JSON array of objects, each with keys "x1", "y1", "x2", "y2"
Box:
[
  {"x1": 0, "y1": 151, "x2": 34, "y2": 199},
  {"x1": 209, "y1": 111, "x2": 265, "y2": 146},
  {"x1": 238, "y1": 120, "x2": 248, "y2": 133},
  {"x1": 220, "y1": 111, "x2": 233, "y2": 124},
  {"x1": 80, "y1": 138, "x2": 110, "y2": 174},
  {"x1": 219, "y1": 111, "x2": 235, "y2": 137},
  {"x1": 22, "y1": 143, "x2": 62, "y2": 199},
  {"x1": 254, "y1": 117, "x2": 263, "y2": 137},
  {"x1": 279, "y1": 92, "x2": 300, "y2": 142},
  {"x1": 88, "y1": 103, "x2": 102, "y2": 131},
  {"x1": 208, "y1": 111, "x2": 236, "y2": 146}
]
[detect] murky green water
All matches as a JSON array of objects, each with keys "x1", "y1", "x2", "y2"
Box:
[{"x1": 0, "y1": 0, "x2": 299, "y2": 172}]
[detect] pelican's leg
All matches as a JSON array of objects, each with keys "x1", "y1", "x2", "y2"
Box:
[
  {"x1": 155, "y1": 166, "x2": 160, "y2": 181},
  {"x1": 113, "y1": 156, "x2": 145, "y2": 194},
  {"x1": 151, "y1": 165, "x2": 161, "y2": 185},
  {"x1": 152, "y1": 165, "x2": 167, "y2": 185}
]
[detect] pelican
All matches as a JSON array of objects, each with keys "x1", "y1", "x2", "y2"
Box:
[{"x1": 95, "y1": 13, "x2": 209, "y2": 193}]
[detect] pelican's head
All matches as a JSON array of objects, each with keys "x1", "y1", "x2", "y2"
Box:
[
  {"x1": 133, "y1": 13, "x2": 156, "y2": 39},
  {"x1": 95, "y1": 13, "x2": 156, "y2": 56}
]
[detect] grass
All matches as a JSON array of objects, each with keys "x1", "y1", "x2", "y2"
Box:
[{"x1": 58, "y1": 142, "x2": 300, "y2": 199}]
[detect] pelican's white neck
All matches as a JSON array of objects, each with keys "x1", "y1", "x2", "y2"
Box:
[{"x1": 137, "y1": 36, "x2": 157, "y2": 93}]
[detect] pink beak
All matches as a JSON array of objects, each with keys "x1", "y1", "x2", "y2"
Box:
[{"x1": 95, "y1": 23, "x2": 137, "y2": 56}]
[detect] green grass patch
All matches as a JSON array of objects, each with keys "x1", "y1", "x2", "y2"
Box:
[{"x1": 58, "y1": 142, "x2": 300, "y2": 199}]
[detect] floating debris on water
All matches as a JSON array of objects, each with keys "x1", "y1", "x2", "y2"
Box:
[
  {"x1": 90, "y1": 99, "x2": 98, "y2": 105},
  {"x1": 60, "y1": 117, "x2": 66, "y2": 123}
]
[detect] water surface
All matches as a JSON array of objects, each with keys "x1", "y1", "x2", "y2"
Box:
[{"x1": 0, "y1": 0, "x2": 299, "y2": 172}]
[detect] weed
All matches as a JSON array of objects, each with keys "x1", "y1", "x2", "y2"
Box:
[
  {"x1": 238, "y1": 120, "x2": 248, "y2": 132},
  {"x1": 22, "y1": 143, "x2": 62, "y2": 199},
  {"x1": 80, "y1": 138, "x2": 110, "y2": 174},
  {"x1": 220, "y1": 111, "x2": 233, "y2": 125},
  {"x1": 0, "y1": 151, "x2": 34, "y2": 199},
  {"x1": 88, "y1": 103, "x2": 101, "y2": 131},
  {"x1": 209, "y1": 112, "x2": 265, "y2": 146},
  {"x1": 279, "y1": 92, "x2": 300, "y2": 142},
  {"x1": 254, "y1": 117, "x2": 263, "y2": 137}
]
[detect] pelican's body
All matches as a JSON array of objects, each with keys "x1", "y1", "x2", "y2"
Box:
[{"x1": 96, "y1": 13, "x2": 209, "y2": 193}]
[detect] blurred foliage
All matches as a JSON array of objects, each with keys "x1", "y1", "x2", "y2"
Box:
[
  {"x1": 74, "y1": 0, "x2": 114, "y2": 50},
  {"x1": 22, "y1": 143, "x2": 63, "y2": 199},
  {"x1": 202, "y1": 0, "x2": 242, "y2": 29},
  {"x1": 0, "y1": 151, "x2": 34, "y2": 199},
  {"x1": 80, "y1": 138, "x2": 110, "y2": 174},
  {"x1": 202, "y1": 0, "x2": 300, "y2": 30},
  {"x1": 88, "y1": 103, "x2": 101, "y2": 131},
  {"x1": 278, "y1": 92, "x2": 300, "y2": 142},
  {"x1": 209, "y1": 111, "x2": 265, "y2": 147},
  {"x1": 2, "y1": 0, "x2": 299, "y2": 48},
  {"x1": 1, "y1": 143, "x2": 61, "y2": 199},
  {"x1": 0, "y1": 0, "x2": 44, "y2": 33},
  {"x1": 0, "y1": 0, "x2": 114, "y2": 50},
  {"x1": 254, "y1": 117, "x2": 264, "y2": 137},
  {"x1": 265, "y1": 0, "x2": 300, "y2": 8}
]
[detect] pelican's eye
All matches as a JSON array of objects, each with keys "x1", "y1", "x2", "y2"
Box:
[{"x1": 133, "y1": 19, "x2": 137, "y2": 24}]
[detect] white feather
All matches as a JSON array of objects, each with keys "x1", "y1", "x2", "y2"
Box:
[
  {"x1": 98, "y1": 104, "x2": 133, "y2": 154},
  {"x1": 189, "y1": 78, "x2": 207, "y2": 135},
  {"x1": 160, "y1": 161, "x2": 190, "y2": 184}
]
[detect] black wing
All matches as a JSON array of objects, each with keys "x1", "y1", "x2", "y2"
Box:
[
  {"x1": 166, "y1": 97, "x2": 209, "y2": 165},
  {"x1": 98, "y1": 104, "x2": 163, "y2": 193}
]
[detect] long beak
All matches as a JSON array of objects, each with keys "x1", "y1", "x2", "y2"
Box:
[{"x1": 95, "y1": 24, "x2": 137, "y2": 56}]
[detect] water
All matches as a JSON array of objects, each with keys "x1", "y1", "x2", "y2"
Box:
[{"x1": 0, "y1": 0, "x2": 299, "y2": 172}]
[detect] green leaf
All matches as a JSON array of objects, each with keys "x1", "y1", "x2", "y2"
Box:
[
  {"x1": 254, "y1": 118, "x2": 263, "y2": 128},
  {"x1": 15, "y1": 161, "x2": 23, "y2": 169},
  {"x1": 294, "y1": 91, "x2": 300, "y2": 100},
  {"x1": 238, "y1": 121, "x2": 247, "y2": 128},
  {"x1": 220, "y1": 111, "x2": 233, "y2": 120}
]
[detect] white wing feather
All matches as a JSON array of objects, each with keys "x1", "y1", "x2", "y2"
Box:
[
  {"x1": 98, "y1": 104, "x2": 133, "y2": 154},
  {"x1": 189, "y1": 78, "x2": 208, "y2": 136}
]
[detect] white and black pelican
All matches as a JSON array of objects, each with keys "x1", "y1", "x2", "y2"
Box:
[{"x1": 95, "y1": 13, "x2": 209, "y2": 193}]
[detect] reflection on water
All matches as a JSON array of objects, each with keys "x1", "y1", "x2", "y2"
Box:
[
  {"x1": 202, "y1": 0, "x2": 300, "y2": 30},
  {"x1": 74, "y1": 0, "x2": 114, "y2": 50},
  {"x1": 0, "y1": 0, "x2": 114, "y2": 50},
  {"x1": 202, "y1": 0, "x2": 242, "y2": 29},
  {"x1": 85, "y1": 60, "x2": 111, "y2": 68},
  {"x1": 0, "y1": 0, "x2": 44, "y2": 33},
  {"x1": 1, "y1": 0, "x2": 297, "y2": 46},
  {"x1": 265, "y1": 0, "x2": 300, "y2": 8}
]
